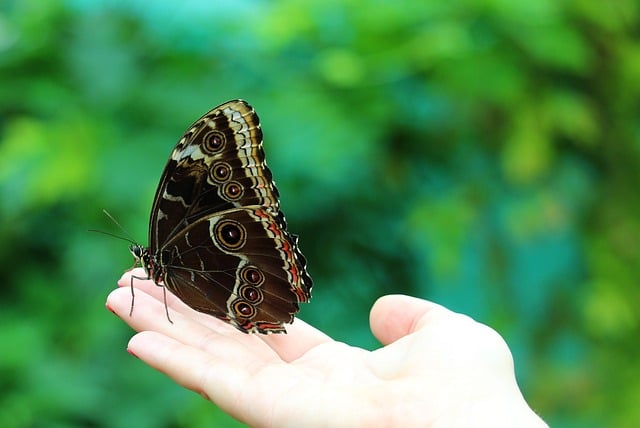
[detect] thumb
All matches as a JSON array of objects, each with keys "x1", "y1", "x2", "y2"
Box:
[{"x1": 369, "y1": 294, "x2": 446, "y2": 345}]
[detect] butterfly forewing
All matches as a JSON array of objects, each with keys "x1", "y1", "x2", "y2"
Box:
[
  {"x1": 140, "y1": 100, "x2": 312, "y2": 334},
  {"x1": 149, "y1": 101, "x2": 275, "y2": 247}
]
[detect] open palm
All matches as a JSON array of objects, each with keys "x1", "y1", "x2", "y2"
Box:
[{"x1": 106, "y1": 269, "x2": 546, "y2": 427}]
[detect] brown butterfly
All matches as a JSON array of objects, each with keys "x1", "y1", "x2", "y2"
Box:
[{"x1": 129, "y1": 100, "x2": 312, "y2": 333}]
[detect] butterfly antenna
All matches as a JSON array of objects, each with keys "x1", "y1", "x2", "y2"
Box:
[{"x1": 88, "y1": 209, "x2": 138, "y2": 245}]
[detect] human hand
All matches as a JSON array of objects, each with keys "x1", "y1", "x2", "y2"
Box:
[{"x1": 106, "y1": 269, "x2": 547, "y2": 427}]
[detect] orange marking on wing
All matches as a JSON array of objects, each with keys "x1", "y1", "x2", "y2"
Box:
[
  {"x1": 256, "y1": 321, "x2": 284, "y2": 331},
  {"x1": 281, "y1": 239, "x2": 293, "y2": 256},
  {"x1": 253, "y1": 209, "x2": 269, "y2": 219},
  {"x1": 268, "y1": 222, "x2": 281, "y2": 236},
  {"x1": 294, "y1": 283, "x2": 308, "y2": 302}
]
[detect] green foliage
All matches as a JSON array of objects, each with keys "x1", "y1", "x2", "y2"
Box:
[{"x1": 1, "y1": 0, "x2": 639, "y2": 426}]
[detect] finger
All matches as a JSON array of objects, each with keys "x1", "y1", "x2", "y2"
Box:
[
  {"x1": 118, "y1": 269, "x2": 255, "y2": 333},
  {"x1": 127, "y1": 331, "x2": 359, "y2": 428},
  {"x1": 117, "y1": 267, "x2": 147, "y2": 286},
  {"x1": 369, "y1": 295, "x2": 516, "y2": 376},
  {"x1": 118, "y1": 269, "x2": 333, "y2": 362},
  {"x1": 126, "y1": 330, "x2": 259, "y2": 424},
  {"x1": 369, "y1": 294, "x2": 447, "y2": 345},
  {"x1": 108, "y1": 283, "x2": 334, "y2": 368},
  {"x1": 107, "y1": 285, "x2": 232, "y2": 335},
  {"x1": 107, "y1": 285, "x2": 281, "y2": 365},
  {"x1": 117, "y1": 268, "x2": 160, "y2": 293},
  {"x1": 260, "y1": 318, "x2": 334, "y2": 362},
  {"x1": 117, "y1": 269, "x2": 203, "y2": 317},
  {"x1": 116, "y1": 269, "x2": 222, "y2": 330}
]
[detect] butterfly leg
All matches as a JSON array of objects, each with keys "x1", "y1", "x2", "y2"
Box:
[
  {"x1": 161, "y1": 285, "x2": 174, "y2": 324},
  {"x1": 129, "y1": 273, "x2": 150, "y2": 317},
  {"x1": 129, "y1": 273, "x2": 174, "y2": 324}
]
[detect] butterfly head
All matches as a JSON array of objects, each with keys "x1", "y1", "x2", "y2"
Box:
[
  {"x1": 129, "y1": 244, "x2": 166, "y2": 286},
  {"x1": 129, "y1": 244, "x2": 145, "y2": 262},
  {"x1": 129, "y1": 244, "x2": 152, "y2": 274}
]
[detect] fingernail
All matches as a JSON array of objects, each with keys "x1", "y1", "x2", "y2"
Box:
[
  {"x1": 127, "y1": 347, "x2": 138, "y2": 359},
  {"x1": 105, "y1": 302, "x2": 116, "y2": 314}
]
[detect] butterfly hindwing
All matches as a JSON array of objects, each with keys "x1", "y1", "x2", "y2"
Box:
[{"x1": 158, "y1": 208, "x2": 310, "y2": 333}]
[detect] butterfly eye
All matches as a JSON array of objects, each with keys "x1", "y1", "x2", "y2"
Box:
[
  {"x1": 221, "y1": 181, "x2": 243, "y2": 200},
  {"x1": 214, "y1": 220, "x2": 246, "y2": 250},
  {"x1": 241, "y1": 266, "x2": 265, "y2": 285},
  {"x1": 129, "y1": 245, "x2": 144, "y2": 259},
  {"x1": 210, "y1": 162, "x2": 232, "y2": 183},
  {"x1": 240, "y1": 285, "x2": 263, "y2": 304},
  {"x1": 202, "y1": 130, "x2": 225, "y2": 153},
  {"x1": 233, "y1": 300, "x2": 256, "y2": 318}
]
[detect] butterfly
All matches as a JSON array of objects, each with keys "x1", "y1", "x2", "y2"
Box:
[{"x1": 128, "y1": 100, "x2": 312, "y2": 334}]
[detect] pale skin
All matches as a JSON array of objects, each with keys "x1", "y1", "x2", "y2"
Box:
[{"x1": 106, "y1": 268, "x2": 548, "y2": 428}]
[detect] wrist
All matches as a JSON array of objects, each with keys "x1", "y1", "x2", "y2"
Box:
[{"x1": 449, "y1": 395, "x2": 548, "y2": 428}]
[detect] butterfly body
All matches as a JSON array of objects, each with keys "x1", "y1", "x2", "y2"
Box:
[{"x1": 131, "y1": 100, "x2": 312, "y2": 334}]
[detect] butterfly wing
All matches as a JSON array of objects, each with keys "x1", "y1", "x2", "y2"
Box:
[
  {"x1": 149, "y1": 100, "x2": 275, "y2": 247},
  {"x1": 148, "y1": 100, "x2": 312, "y2": 333},
  {"x1": 159, "y1": 208, "x2": 311, "y2": 333}
]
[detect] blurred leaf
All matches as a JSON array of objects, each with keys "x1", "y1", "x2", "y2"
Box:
[{"x1": 1, "y1": 0, "x2": 639, "y2": 426}]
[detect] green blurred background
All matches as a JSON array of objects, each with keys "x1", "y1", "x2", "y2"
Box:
[{"x1": 1, "y1": 0, "x2": 638, "y2": 426}]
